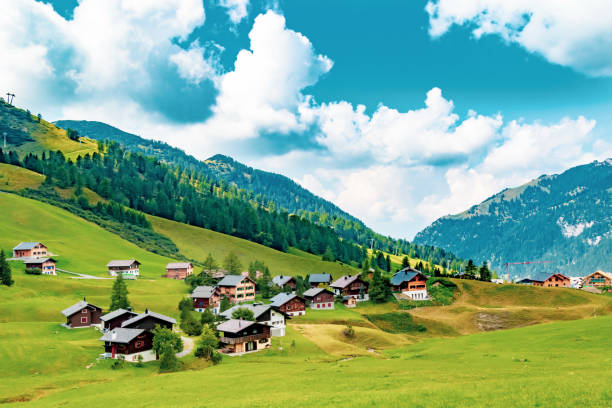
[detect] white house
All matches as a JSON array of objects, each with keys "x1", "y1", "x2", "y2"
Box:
[{"x1": 219, "y1": 303, "x2": 287, "y2": 337}]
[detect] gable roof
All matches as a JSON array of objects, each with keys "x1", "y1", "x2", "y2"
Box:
[
  {"x1": 216, "y1": 319, "x2": 258, "y2": 334},
  {"x1": 121, "y1": 310, "x2": 176, "y2": 327},
  {"x1": 61, "y1": 300, "x2": 101, "y2": 317},
  {"x1": 391, "y1": 268, "x2": 425, "y2": 286},
  {"x1": 13, "y1": 242, "x2": 45, "y2": 250},
  {"x1": 270, "y1": 292, "x2": 301, "y2": 307},
  {"x1": 528, "y1": 272, "x2": 569, "y2": 282},
  {"x1": 24, "y1": 257, "x2": 56, "y2": 265},
  {"x1": 190, "y1": 286, "x2": 216, "y2": 298},
  {"x1": 309, "y1": 273, "x2": 331, "y2": 283},
  {"x1": 99, "y1": 328, "x2": 145, "y2": 344},
  {"x1": 587, "y1": 270, "x2": 612, "y2": 280},
  {"x1": 100, "y1": 308, "x2": 137, "y2": 322},
  {"x1": 330, "y1": 274, "x2": 362, "y2": 289},
  {"x1": 303, "y1": 287, "x2": 333, "y2": 298},
  {"x1": 217, "y1": 274, "x2": 252, "y2": 287},
  {"x1": 272, "y1": 275, "x2": 293, "y2": 287},
  {"x1": 166, "y1": 262, "x2": 192, "y2": 269},
  {"x1": 107, "y1": 260, "x2": 139, "y2": 268},
  {"x1": 219, "y1": 304, "x2": 272, "y2": 320}
]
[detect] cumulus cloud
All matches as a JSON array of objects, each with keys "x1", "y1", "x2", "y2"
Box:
[
  {"x1": 219, "y1": 0, "x2": 250, "y2": 24},
  {"x1": 426, "y1": 0, "x2": 612, "y2": 77},
  {"x1": 201, "y1": 10, "x2": 333, "y2": 139}
]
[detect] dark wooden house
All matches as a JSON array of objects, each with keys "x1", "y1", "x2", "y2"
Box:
[
  {"x1": 330, "y1": 274, "x2": 369, "y2": 298},
  {"x1": 100, "y1": 308, "x2": 138, "y2": 331},
  {"x1": 272, "y1": 275, "x2": 296, "y2": 290},
  {"x1": 190, "y1": 285, "x2": 220, "y2": 312},
  {"x1": 391, "y1": 268, "x2": 429, "y2": 300},
  {"x1": 61, "y1": 299, "x2": 103, "y2": 328},
  {"x1": 308, "y1": 273, "x2": 331, "y2": 288},
  {"x1": 270, "y1": 292, "x2": 306, "y2": 316},
  {"x1": 120, "y1": 309, "x2": 176, "y2": 330},
  {"x1": 302, "y1": 288, "x2": 335, "y2": 310},
  {"x1": 217, "y1": 319, "x2": 271, "y2": 354},
  {"x1": 99, "y1": 328, "x2": 156, "y2": 362}
]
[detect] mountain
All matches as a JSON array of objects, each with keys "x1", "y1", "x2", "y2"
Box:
[{"x1": 414, "y1": 160, "x2": 612, "y2": 278}]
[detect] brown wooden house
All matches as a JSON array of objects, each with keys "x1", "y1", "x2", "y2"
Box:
[
  {"x1": 391, "y1": 268, "x2": 429, "y2": 300},
  {"x1": 217, "y1": 275, "x2": 256, "y2": 303},
  {"x1": 303, "y1": 288, "x2": 335, "y2": 310},
  {"x1": 121, "y1": 309, "x2": 176, "y2": 330},
  {"x1": 107, "y1": 259, "x2": 140, "y2": 279},
  {"x1": 99, "y1": 328, "x2": 156, "y2": 362},
  {"x1": 272, "y1": 275, "x2": 296, "y2": 290},
  {"x1": 270, "y1": 292, "x2": 306, "y2": 316},
  {"x1": 343, "y1": 296, "x2": 357, "y2": 308},
  {"x1": 25, "y1": 257, "x2": 56, "y2": 275},
  {"x1": 61, "y1": 299, "x2": 103, "y2": 328},
  {"x1": 582, "y1": 271, "x2": 612, "y2": 288},
  {"x1": 100, "y1": 308, "x2": 138, "y2": 331},
  {"x1": 217, "y1": 319, "x2": 271, "y2": 354},
  {"x1": 12, "y1": 242, "x2": 48, "y2": 258},
  {"x1": 190, "y1": 285, "x2": 221, "y2": 312},
  {"x1": 165, "y1": 262, "x2": 193, "y2": 280},
  {"x1": 308, "y1": 273, "x2": 331, "y2": 288},
  {"x1": 531, "y1": 273, "x2": 570, "y2": 287},
  {"x1": 330, "y1": 274, "x2": 369, "y2": 299}
]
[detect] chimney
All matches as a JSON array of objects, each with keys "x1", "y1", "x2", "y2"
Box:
[
  {"x1": 83, "y1": 296, "x2": 86, "y2": 301},
  {"x1": 145, "y1": 308, "x2": 149, "y2": 314},
  {"x1": 127, "y1": 307, "x2": 132, "y2": 312}
]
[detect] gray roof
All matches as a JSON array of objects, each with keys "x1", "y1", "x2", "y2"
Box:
[
  {"x1": 216, "y1": 319, "x2": 257, "y2": 334},
  {"x1": 13, "y1": 242, "x2": 44, "y2": 250},
  {"x1": 272, "y1": 275, "x2": 293, "y2": 287},
  {"x1": 330, "y1": 274, "x2": 361, "y2": 289},
  {"x1": 107, "y1": 259, "x2": 139, "y2": 267},
  {"x1": 309, "y1": 273, "x2": 331, "y2": 283},
  {"x1": 61, "y1": 300, "x2": 101, "y2": 317},
  {"x1": 270, "y1": 292, "x2": 299, "y2": 307},
  {"x1": 217, "y1": 274, "x2": 251, "y2": 287},
  {"x1": 166, "y1": 262, "x2": 192, "y2": 269},
  {"x1": 99, "y1": 328, "x2": 145, "y2": 344},
  {"x1": 121, "y1": 310, "x2": 176, "y2": 327},
  {"x1": 390, "y1": 268, "x2": 424, "y2": 286},
  {"x1": 527, "y1": 272, "x2": 569, "y2": 282},
  {"x1": 303, "y1": 287, "x2": 330, "y2": 298},
  {"x1": 100, "y1": 308, "x2": 137, "y2": 322},
  {"x1": 190, "y1": 286, "x2": 216, "y2": 298},
  {"x1": 24, "y1": 257, "x2": 56, "y2": 265},
  {"x1": 219, "y1": 304, "x2": 271, "y2": 320}
]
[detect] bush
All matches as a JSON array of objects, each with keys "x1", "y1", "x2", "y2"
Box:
[
  {"x1": 180, "y1": 313, "x2": 203, "y2": 336},
  {"x1": 194, "y1": 325, "x2": 221, "y2": 364},
  {"x1": 25, "y1": 268, "x2": 42, "y2": 275},
  {"x1": 231, "y1": 307, "x2": 255, "y2": 321},
  {"x1": 200, "y1": 308, "x2": 215, "y2": 325},
  {"x1": 110, "y1": 356, "x2": 125, "y2": 370},
  {"x1": 152, "y1": 326, "x2": 183, "y2": 355},
  {"x1": 159, "y1": 343, "x2": 178, "y2": 372},
  {"x1": 343, "y1": 324, "x2": 355, "y2": 338}
]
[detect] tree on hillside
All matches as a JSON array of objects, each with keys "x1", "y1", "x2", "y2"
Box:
[
  {"x1": 194, "y1": 324, "x2": 222, "y2": 364},
  {"x1": 181, "y1": 312, "x2": 203, "y2": 336},
  {"x1": 159, "y1": 343, "x2": 179, "y2": 372},
  {"x1": 202, "y1": 253, "x2": 218, "y2": 273},
  {"x1": 322, "y1": 246, "x2": 335, "y2": 262},
  {"x1": 479, "y1": 261, "x2": 491, "y2": 282},
  {"x1": 219, "y1": 296, "x2": 231, "y2": 313},
  {"x1": 109, "y1": 273, "x2": 130, "y2": 311},
  {"x1": 152, "y1": 326, "x2": 183, "y2": 355},
  {"x1": 0, "y1": 250, "x2": 14, "y2": 287},
  {"x1": 200, "y1": 308, "x2": 215, "y2": 326},
  {"x1": 223, "y1": 251, "x2": 242, "y2": 274},
  {"x1": 231, "y1": 307, "x2": 255, "y2": 321},
  {"x1": 401, "y1": 256, "x2": 410, "y2": 269},
  {"x1": 385, "y1": 255, "x2": 391, "y2": 272},
  {"x1": 361, "y1": 256, "x2": 370, "y2": 275},
  {"x1": 465, "y1": 260, "x2": 477, "y2": 279},
  {"x1": 369, "y1": 268, "x2": 389, "y2": 303}
]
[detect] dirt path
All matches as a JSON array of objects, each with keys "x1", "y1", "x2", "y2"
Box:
[
  {"x1": 57, "y1": 268, "x2": 113, "y2": 280},
  {"x1": 176, "y1": 336, "x2": 194, "y2": 358}
]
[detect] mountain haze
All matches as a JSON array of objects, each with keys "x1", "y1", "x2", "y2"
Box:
[{"x1": 414, "y1": 160, "x2": 612, "y2": 278}]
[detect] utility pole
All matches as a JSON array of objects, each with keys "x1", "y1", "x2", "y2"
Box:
[{"x1": 6, "y1": 93, "x2": 15, "y2": 105}]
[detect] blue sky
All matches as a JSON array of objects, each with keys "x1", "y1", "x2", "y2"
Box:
[{"x1": 2, "y1": 0, "x2": 611, "y2": 238}]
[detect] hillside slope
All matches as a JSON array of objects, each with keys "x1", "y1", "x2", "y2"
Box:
[{"x1": 414, "y1": 160, "x2": 612, "y2": 277}]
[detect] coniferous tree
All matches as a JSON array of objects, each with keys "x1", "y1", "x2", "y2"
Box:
[
  {"x1": 385, "y1": 255, "x2": 391, "y2": 272},
  {"x1": 465, "y1": 260, "x2": 477, "y2": 278},
  {"x1": 322, "y1": 246, "x2": 335, "y2": 262},
  {"x1": 479, "y1": 261, "x2": 491, "y2": 281},
  {"x1": 401, "y1": 256, "x2": 410, "y2": 269},
  {"x1": 202, "y1": 253, "x2": 218, "y2": 273},
  {"x1": 109, "y1": 273, "x2": 130, "y2": 311},
  {"x1": 0, "y1": 250, "x2": 14, "y2": 287},
  {"x1": 223, "y1": 251, "x2": 242, "y2": 274}
]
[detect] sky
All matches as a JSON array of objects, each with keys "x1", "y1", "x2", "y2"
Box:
[{"x1": 2, "y1": 0, "x2": 612, "y2": 239}]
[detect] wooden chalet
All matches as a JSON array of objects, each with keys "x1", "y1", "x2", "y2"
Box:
[
  {"x1": 270, "y1": 292, "x2": 306, "y2": 316},
  {"x1": 217, "y1": 319, "x2": 271, "y2": 354},
  {"x1": 391, "y1": 268, "x2": 429, "y2": 300},
  {"x1": 308, "y1": 273, "x2": 331, "y2": 288},
  {"x1": 12, "y1": 242, "x2": 48, "y2": 258},
  {"x1": 25, "y1": 257, "x2": 56, "y2": 275},
  {"x1": 530, "y1": 273, "x2": 571, "y2": 288},
  {"x1": 107, "y1": 259, "x2": 140, "y2": 279},
  {"x1": 61, "y1": 299, "x2": 103, "y2": 328},
  {"x1": 582, "y1": 270, "x2": 612, "y2": 288},
  {"x1": 99, "y1": 328, "x2": 156, "y2": 362},
  {"x1": 190, "y1": 285, "x2": 221, "y2": 312},
  {"x1": 220, "y1": 303, "x2": 287, "y2": 336},
  {"x1": 100, "y1": 308, "x2": 138, "y2": 331},
  {"x1": 330, "y1": 274, "x2": 369, "y2": 299},
  {"x1": 302, "y1": 287, "x2": 335, "y2": 310},
  {"x1": 121, "y1": 309, "x2": 176, "y2": 330},
  {"x1": 343, "y1": 296, "x2": 357, "y2": 308},
  {"x1": 165, "y1": 262, "x2": 193, "y2": 280},
  {"x1": 217, "y1": 275, "x2": 256, "y2": 303},
  {"x1": 272, "y1": 275, "x2": 296, "y2": 290}
]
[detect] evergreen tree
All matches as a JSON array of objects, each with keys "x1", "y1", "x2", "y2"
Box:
[
  {"x1": 219, "y1": 296, "x2": 231, "y2": 312},
  {"x1": 369, "y1": 268, "x2": 389, "y2": 303},
  {"x1": 465, "y1": 260, "x2": 477, "y2": 278},
  {"x1": 322, "y1": 246, "x2": 335, "y2": 262},
  {"x1": 201, "y1": 253, "x2": 218, "y2": 272},
  {"x1": 194, "y1": 324, "x2": 221, "y2": 364},
  {"x1": 200, "y1": 308, "x2": 215, "y2": 326},
  {"x1": 361, "y1": 256, "x2": 370, "y2": 275},
  {"x1": 159, "y1": 343, "x2": 178, "y2": 372},
  {"x1": 401, "y1": 256, "x2": 410, "y2": 269},
  {"x1": 385, "y1": 255, "x2": 391, "y2": 272},
  {"x1": 0, "y1": 250, "x2": 14, "y2": 287},
  {"x1": 109, "y1": 273, "x2": 130, "y2": 311},
  {"x1": 223, "y1": 251, "x2": 242, "y2": 274},
  {"x1": 479, "y1": 261, "x2": 491, "y2": 281}
]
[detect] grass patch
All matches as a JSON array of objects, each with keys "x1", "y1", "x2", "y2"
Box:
[{"x1": 364, "y1": 313, "x2": 427, "y2": 334}]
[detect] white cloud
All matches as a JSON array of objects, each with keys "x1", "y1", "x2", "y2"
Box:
[
  {"x1": 426, "y1": 0, "x2": 612, "y2": 76},
  {"x1": 219, "y1": 0, "x2": 250, "y2": 24},
  {"x1": 201, "y1": 10, "x2": 333, "y2": 139},
  {"x1": 170, "y1": 42, "x2": 220, "y2": 85}
]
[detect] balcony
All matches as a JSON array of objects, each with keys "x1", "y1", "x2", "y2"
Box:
[{"x1": 219, "y1": 332, "x2": 268, "y2": 344}]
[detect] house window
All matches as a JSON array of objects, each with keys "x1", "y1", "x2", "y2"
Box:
[
  {"x1": 317, "y1": 304, "x2": 320, "y2": 309},
  {"x1": 135, "y1": 341, "x2": 143, "y2": 349},
  {"x1": 82, "y1": 309, "x2": 87, "y2": 314},
  {"x1": 81, "y1": 317, "x2": 88, "y2": 323},
  {"x1": 328, "y1": 303, "x2": 331, "y2": 307}
]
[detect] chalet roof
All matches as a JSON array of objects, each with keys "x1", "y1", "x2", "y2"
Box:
[
  {"x1": 330, "y1": 274, "x2": 361, "y2": 289},
  {"x1": 391, "y1": 268, "x2": 424, "y2": 286},
  {"x1": 272, "y1": 275, "x2": 293, "y2": 287},
  {"x1": 219, "y1": 304, "x2": 271, "y2": 320},
  {"x1": 270, "y1": 292, "x2": 300, "y2": 307},
  {"x1": 309, "y1": 273, "x2": 331, "y2": 283},
  {"x1": 588, "y1": 270, "x2": 612, "y2": 280},
  {"x1": 61, "y1": 300, "x2": 101, "y2": 317},
  {"x1": 216, "y1": 319, "x2": 258, "y2": 334},
  {"x1": 166, "y1": 262, "x2": 192, "y2": 269},
  {"x1": 190, "y1": 286, "x2": 216, "y2": 299},
  {"x1": 13, "y1": 242, "x2": 44, "y2": 250},
  {"x1": 303, "y1": 287, "x2": 333, "y2": 298},
  {"x1": 100, "y1": 308, "x2": 137, "y2": 322},
  {"x1": 99, "y1": 328, "x2": 145, "y2": 344},
  {"x1": 209, "y1": 270, "x2": 226, "y2": 279},
  {"x1": 24, "y1": 257, "x2": 56, "y2": 265},
  {"x1": 121, "y1": 310, "x2": 176, "y2": 327},
  {"x1": 529, "y1": 272, "x2": 569, "y2": 282},
  {"x1": 217, "y1": 274, "x2": 252, "y2": 287},
  {"x1": 107, "y1": 260, "x2": 139, "y2": 268}
]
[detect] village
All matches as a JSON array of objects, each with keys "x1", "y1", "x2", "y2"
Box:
[{"x1": 9, "y1": 240, "x2": 612, "y2": 366}]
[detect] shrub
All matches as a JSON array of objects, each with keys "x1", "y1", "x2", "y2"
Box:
[
  {"x1": 231, "y1": 307, "x2": 255, "y2": 321},
  {"x1": 110, "y1": 356, "x2": 125, "y2": 370},
  {"x1": 159, "y1": 343, "x2": 178, "y2": 372},
  {"x1": 181, "y1": 313, "x2": 203, "y2": 336},
  {"x1": 152, "y1": 326, "x2": 183, "y2": 355},
  {"x1": 200, "y1": 308, "x2": 215, "y2": 325},
  {"x1": 194, "y1": 325, "x2": 221, "y2": 364},
  {"x1": 25, "y1": 268, "x2": 42, "y2": 275},
  {"x1": 343, "y1": 324, "x2": 355, "y2": 338}
]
